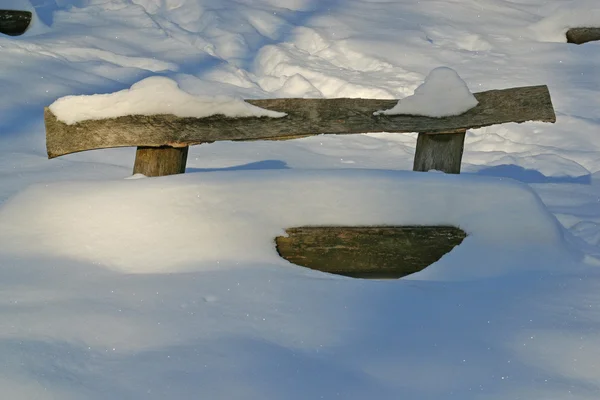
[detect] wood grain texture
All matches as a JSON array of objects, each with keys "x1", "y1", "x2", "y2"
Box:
[
  {"x1": 275, "y1": 226, "x2": 467, "y2": 279},
  {"x1": 0, "y1": 10, "x2": 32, "y2": 36},
  {"x1": 413, "y1": 131, "x2": 466, "y2": 174},
  {"x1": 133, "y1": 146, "x2": 189, "y2": 177},
  {"x1": 566, "y1": 28, "x2": 600, "y2": 44},
  {"x1": 45, "y1": 85, "x2": 556, "y2": 158}
]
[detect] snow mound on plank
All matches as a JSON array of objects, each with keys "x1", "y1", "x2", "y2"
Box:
[
  {"x1": 374, "y1": 67, "x2": 478, "y2": 118},
  {"x1": 49, "y1": 76, "x2": 286, "y2": 125}
]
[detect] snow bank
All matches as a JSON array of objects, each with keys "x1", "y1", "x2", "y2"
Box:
[
  {"x1": 0, "y1": 170, "x2": 572, "y2": 280},
  {"x1": 374, "y1": 67, "x2": 478, "y2": 118},
  {"x1": 49, "y1": 76, "x2": 287, "y2": 125},
  {"x1": 531, "y1": 0, "x2": 600, "y2": 42}
]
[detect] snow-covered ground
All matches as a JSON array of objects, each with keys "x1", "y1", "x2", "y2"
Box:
[{"x1": 1, "y1": 0, "x2": 600, "y2": 398}]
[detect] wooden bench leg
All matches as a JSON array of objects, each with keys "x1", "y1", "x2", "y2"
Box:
[
  {"x1": 413, "y1": 131, "x2": 466, "y2": 174},
  {"x1": 133, "y1": 146, "x2": 189, "y2": 177}
]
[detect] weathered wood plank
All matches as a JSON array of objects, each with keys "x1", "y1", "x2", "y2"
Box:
[
  {"x1": 45, "y1": 85, "x2": 555, "y2": 158},
  {"x1": 275, "y1": 226, "x2": 466, "y2": 279},
  {"x1": 566, "y1": 28, "x2": 600, "y2": 45},
  {"x1": 133, "y1": 146, "x2": 189, "y2": 177},
  {"x1": 0, "y1": 10, "x2": 32, "y2": 36},
  {"x1": 413, "y1": 131, "x2": 466, "y2": 174}
]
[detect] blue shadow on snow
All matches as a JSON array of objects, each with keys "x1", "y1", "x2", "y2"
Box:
[
  {"x1": 186, "y1": 159, "x2": 289, "y2": 173},
  {"x1": 474, "y1": 164, "x2": 591, "y2": 185}
]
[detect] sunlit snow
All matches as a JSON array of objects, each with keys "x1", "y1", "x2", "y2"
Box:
[
  {"x1": 530, "y1": 0, "x2": 600, "y2": 42},
  {"x1": 50, "y1": 76, "x2": 286, "y2": 124},
  {"x1": 374, "y1": 67, "x2": 478, "y2": 117}
]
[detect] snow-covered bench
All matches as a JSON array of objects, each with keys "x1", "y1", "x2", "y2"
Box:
[
  {"x1": 41, "y1": 75, "x2": 557, "y2": 278},
  {"x1": 44, "y1": 79, "x2": 556, "y2": 177},
  {"x1": 0, "y1": 9, "x2": 31, "y2": 36}
]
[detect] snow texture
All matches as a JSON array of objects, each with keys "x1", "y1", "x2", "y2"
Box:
[
  {"x1": 531, "y1": 0, "x2": 600, "y2": 42},
  {"x1": 49, "y1": 76, "x2": 287, "y2": 124},
  {"x1": 374, "y1": 67, "x2": 478, "y2": 117},
  {"x1": 1, "y1": 0, "x2": 600, "y2": 399}
]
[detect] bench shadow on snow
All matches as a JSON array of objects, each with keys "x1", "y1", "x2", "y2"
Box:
[
  {"x1": 186, "y1": 159, "x2": 289, "y2": 173},
  {"x1": 473, "y1": 164, "x2": 591, "y2": 185},
  {"x1": 185, "y1": 160, "x2": 591, "y2": 185}
]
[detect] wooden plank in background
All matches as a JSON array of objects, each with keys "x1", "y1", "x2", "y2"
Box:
[{"x1": 567, "y1": 28, "x2": 600, "y2": 45}]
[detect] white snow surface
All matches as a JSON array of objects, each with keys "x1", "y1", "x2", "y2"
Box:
[
  {"x1": 2, "y1": 0, "x2": 600, "y2": 399},
  {"x1": 531, "y1": 0, "x2": 600, "y2": 42},
  {"x1": 374, "y1": 67, "x2": 478, "y2": 117},
  {"x1": 50, "y1": 76, "x2": 286, "y2": 124}
]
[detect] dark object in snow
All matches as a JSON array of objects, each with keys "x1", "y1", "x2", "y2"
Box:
[
  {"x1": 44, "y1": 85, "x2": 555, "y2": 177},
  {"x1": 0, "y1": 10, "x2": 32, "y2": 36},
  {"x1": 275, "y1": 226, "x2": 466, "y2": 279},
  {"x1": 566, "y1": 28, "x2": 600, "y2": 45}
]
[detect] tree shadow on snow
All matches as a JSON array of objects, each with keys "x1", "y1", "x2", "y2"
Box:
[
  {"x1": 30, "y1": 0, "x2": 92, "y2": 26},
  {"x1": 200, "y1": 0, "x2": 346, "y2": 73}
]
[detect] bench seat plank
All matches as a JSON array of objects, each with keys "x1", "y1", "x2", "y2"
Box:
[
  {"x1": 45, "y1": 85, "x2": 555, "y2": 158},
  {"x1": 275, "y1": 226, "x2": 467, "y2": 279}
]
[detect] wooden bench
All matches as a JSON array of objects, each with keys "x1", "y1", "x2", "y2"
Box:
[
  {"x1": 0, "y1": 10, "x2": 32, "y2": 36},
  {"x1": 43, "y1": 84, "x2": 556, "y2": 278},
  {"x1": 44, "y1": 85, "x2": 555, "y2": 176}
]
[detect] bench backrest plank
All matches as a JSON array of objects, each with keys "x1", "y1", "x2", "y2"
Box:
[{"x1": 45, "y1": 85, "x2": 555, "y2": 158}]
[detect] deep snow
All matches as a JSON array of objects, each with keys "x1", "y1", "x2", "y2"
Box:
[{"x1": 1, "y1": 0, "x2": 600, "y2": 399}]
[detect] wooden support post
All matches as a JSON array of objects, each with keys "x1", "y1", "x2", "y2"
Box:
[
  {"x1": 413, "y1": 131, "x2": 466, "y2": 174},
  {"x1": 133, "y1": 146, "x2": 189, "y2": 177}
]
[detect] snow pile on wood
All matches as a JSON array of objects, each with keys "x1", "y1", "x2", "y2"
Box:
[
  {"x1": 49, "y1": 76, "x2": 286, "y2": 124},
  {"x1": 374, "y1": 67, "x2": 478, "y2": 118}
]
